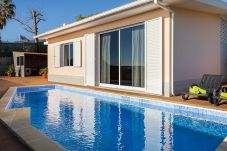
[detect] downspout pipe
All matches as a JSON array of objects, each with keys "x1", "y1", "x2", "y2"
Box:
[{"x1": 154, "y1": 0, "x2": 175, "y2": 96}]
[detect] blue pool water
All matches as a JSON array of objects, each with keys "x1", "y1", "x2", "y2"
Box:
[{"x1": 8, "y1": 86, "x2": 227, "y2": 151}]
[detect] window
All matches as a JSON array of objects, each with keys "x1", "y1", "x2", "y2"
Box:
[
  {"x1": 120, "y1": 25, "x2": 145, "y2": 87},
  {"x1": 16, "y1": 56, "x2": 24, "y2": 66},
  {"x1": 100, "y1": 24, "x2": 145, "y2": 88},
  {"x1": 100, "y1": 31, "x2": 119, "y2": 85},
  {"x1": 62, "y1": 43, "x2": 73, "y2": 66},
  {"x1": 20, "y1": 56, "x2": 24, "y2": 66},
  {"x1": 16, "y1": 56, "x2": 20, "y2": 66}
]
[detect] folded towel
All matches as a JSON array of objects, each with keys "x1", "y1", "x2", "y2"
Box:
[
  {"x1": 189, "y1": 86, "x2": 206, "y2": 95},
  {"x1": 220, "y1": 92, "x2": 227, "y2": 98}
]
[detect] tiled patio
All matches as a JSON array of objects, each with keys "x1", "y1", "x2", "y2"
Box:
[
  {"x1": 0, "y1": 76, "x2": 227, "y2": 150},
  {"x1": 0, "y1": 76, "x2": 52, "y2": 151},
  {"x1": 1, "y1": 76, "x2": 227, "y2": 111},
  {"x1": 0, "y1": 122, "x2": 31, "y2": 151}
]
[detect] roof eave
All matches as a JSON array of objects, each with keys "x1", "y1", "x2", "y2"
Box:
[
  {"x1": 36, "y1": 0, "x2": 155, "y2": 40},
  {"x1": 36, "y1": 0, "x2": 227, "y2": 40}
]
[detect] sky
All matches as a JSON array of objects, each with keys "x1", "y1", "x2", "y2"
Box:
[{"x1": 0, "y1": 0, "x2": 132, "y2": 42}]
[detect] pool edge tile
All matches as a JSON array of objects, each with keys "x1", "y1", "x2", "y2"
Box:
[
  {"x1": 3, "y1": 84, "x2": 227, "y2": 151},
  {"x1": 0, "y1": 86, "x2": 65, "y2": 151},
  {"x1": 55, "y1": 84, "x2": 227, "y2": 120}
]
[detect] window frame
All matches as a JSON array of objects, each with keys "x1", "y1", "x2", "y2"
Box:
[
  {"x1": 16, "y1": 56, "x2": 20, "y2": 66},
  {"x1": 20, "y1": 56, "x2": 24, "y2": 66},
  {"x1": 99, "y1": 22, "x2": 146, "y2": 90},
  {"x1": 62, "y1": 43, "x2": 73, "y2": 67},
  {"x1": 16, "y1": 55, "x2": 24, "y2": 66}
]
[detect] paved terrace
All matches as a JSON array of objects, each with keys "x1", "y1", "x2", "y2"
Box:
[
  {"x1": 0, "y1": 77, "x2": 52, "y2": 151},
  {"x1": 0, "y1": 76, "x2": 227, "y2": 150}
]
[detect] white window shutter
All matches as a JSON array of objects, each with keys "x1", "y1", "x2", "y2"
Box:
[
  {"x1": 146, "y1": 17, "x2": 163, "y2": 95},
  {"x1": 73, "y1": 41, "x2": 81, "y2": 67},
  {"x1": 84, "y1": 33, "x2": 95, "y2": 86},
  {"x1": 54, "y1": 45, "x2": 61, "y2": 68}
]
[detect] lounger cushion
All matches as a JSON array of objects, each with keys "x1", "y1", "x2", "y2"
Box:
[
  {"x1": 220, "y1": 92, "x2": 227, "y2": 99},
  {"x1": 189, "y1": 86, "x2": 206, "y2": 95}
]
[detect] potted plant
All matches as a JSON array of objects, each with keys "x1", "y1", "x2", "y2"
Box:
[
  {"x1": 5, "y1": 64, "x2": 15, "y2": 77},
  {"x1": 39, "y1": 67, "x2": 48, "y2": 78}
]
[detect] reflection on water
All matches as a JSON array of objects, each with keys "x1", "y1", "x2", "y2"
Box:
[{"x1": 10, "y1": 90, "x2": 227, "y2": 151}]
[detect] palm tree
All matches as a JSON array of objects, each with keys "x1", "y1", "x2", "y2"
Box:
[{"x1": 0, "y1": 0, "x2": 15, "y2": 29}]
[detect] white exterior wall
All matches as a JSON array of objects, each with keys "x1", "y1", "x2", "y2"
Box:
[
  {"x1": 48, "y1": 37, "x2": 85, "y2": 85},
  {"x1": 47, "y1": 9, "x2": 172, "y2": 96},
  {"x1": 173, "y1": 8, "x2": 222, "y2": 94},
  {"x1": 221, "y1": 18, "x2": 227, "y2": 82}
]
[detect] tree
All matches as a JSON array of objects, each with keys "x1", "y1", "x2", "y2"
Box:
[
  {"x1": 0, "y1": 0, "x2": 15, "y2": 29},
  {"x1": 14, "y1": 9, "x2": 45, "y2": 51},
  {"x1": 76, "y1": 13, "x2": 98, "y2": 21}
]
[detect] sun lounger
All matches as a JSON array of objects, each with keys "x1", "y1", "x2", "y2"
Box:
[{"x1": 181, "y1": 74, "x2": 223, "y2": 104}]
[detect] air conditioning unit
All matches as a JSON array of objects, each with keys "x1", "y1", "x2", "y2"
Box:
[{"x1": 25, "y1": 68, "x2": 32, "y2": 76}]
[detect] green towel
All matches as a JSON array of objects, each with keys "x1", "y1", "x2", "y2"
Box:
[
  {"x1": 220, "y1": 92, "x2": 227, "y2": 98},
  {"x1": 189, "y1": 86, "x2": 206, "y2": 95}
]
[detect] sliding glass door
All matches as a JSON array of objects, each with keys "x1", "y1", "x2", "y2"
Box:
[
  {"x1": 120, "y1": 25, "x2": 145, "y2": 87},
  {"x1": 100, "y1": 24, "x2": 145, "y2": 88},
  {"x1": 100, "y1": 31, "x2": 119, "y2": 85}
]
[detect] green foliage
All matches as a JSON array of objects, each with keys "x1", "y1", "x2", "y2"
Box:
[
  {"x1": 0, "y1": 42, "x2": 47, "y2": 57},
  {"x1": 76, "y1": 13, "x2": 99, "y2": 21},
  {"x1": 0, "y1": 0, "x2": 16, "y2": 29},
  {"x1": 39, "y1": 67, "x2": 48, "y2": 75},
  {"x1": 5, "y1": 64, "x2": 15, "y2": 76}
]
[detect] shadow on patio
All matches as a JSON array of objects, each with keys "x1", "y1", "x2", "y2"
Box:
[{"x1": 0, "y1": 76, "x2": 52, "y2": 151}]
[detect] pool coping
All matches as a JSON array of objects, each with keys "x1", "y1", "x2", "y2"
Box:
[
  {"x1": 1, "y1": 84, "x2": 227, "y2": 151},
  {"x1": 216, "y1": 137, "x2": 227, "y2": 151},
  {"x1": 0, "y1": 87, "x2": 65, "y2": 151}
]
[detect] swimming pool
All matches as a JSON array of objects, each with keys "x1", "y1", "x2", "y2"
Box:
[{"x1": 7, "y1": 85, "x2": 227, "y2": 151}]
